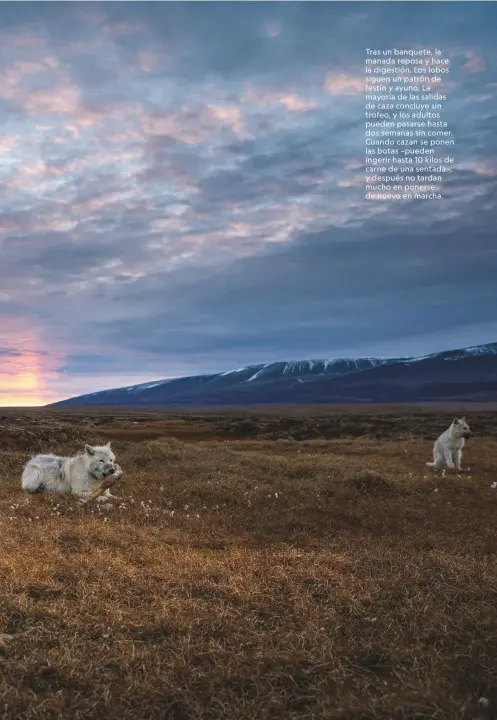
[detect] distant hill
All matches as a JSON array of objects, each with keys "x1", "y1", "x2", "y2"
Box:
[{"x1": 49, "y1": 342, "x2": 497, "y2": 407}]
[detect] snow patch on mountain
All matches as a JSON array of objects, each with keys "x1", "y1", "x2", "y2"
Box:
[
  {"x1": 125, "y1": 380, "x2": 170, "y2": 393},
  {"x1": 220, "y1": 367, "x2": 254, "y2": 376},
  {"x1": 247, "y1": 364, "x2": 273, "y2": 382}
]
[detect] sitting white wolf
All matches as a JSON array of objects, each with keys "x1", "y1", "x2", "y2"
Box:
[
  {"x1": 425, "y1": 417, "x2": 471, "y2": 471},
  {"x1": 21, "y1": 442, "x2": 120, "y2": 502}
]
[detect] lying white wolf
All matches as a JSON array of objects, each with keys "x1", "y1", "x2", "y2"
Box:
[
  {"x1": 21, "y1": 442, "x2": 121, "y2": 502},
  {"x1": 425, "y1": 417, "x2": 471, "y2": 471}
]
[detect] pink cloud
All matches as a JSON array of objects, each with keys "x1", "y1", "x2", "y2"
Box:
[
  {"x1": 438, "y1": 79, "x2": 459, "y2": 92},
  {"x1": 0, "y1": 68, "x2": 28, "y2": 101},
  {"x1": 346, "y1": 161, "x2": 364, "y2": 171},
  {"x1": 12, "y1": 56, "x2": 59, "y2": 73},
  {"x1": 6, "y1": 161, "x2": 68, "y2": 192},
  {"x1": 0, "y1": 48, "x2": 60, "y2": 102},
  {"x1": 141, "y1": 110, "x2": 205, "y2": 144},
  {"x1": 279, "y1": 94, "x2": 316, "y2": 112},
  {"x1": 22, "y1": 83, "x2": 81, "y2": 116},
  {"x1": 338, "y1": 178, "x2": 363, "y2": 188},
  {"x1": 324, "y1": 72, "x2": 363, "y2": 95},
  {"x1": 465, "y1": 94, "x2": 493, "y2": 103},
  {"x1": 0, "y1": 44, "x2": 130, "y2": 128},
  {"x1": 136, "y1": 51, "x2": 169, "y2": 73},
  {"x1": 103, "y1": 20, "x2": 145, "y2": 37},
  {"x1": 0, "y1": 204, "x2": 77, "y2": 232},
  {"x1": 141, "y1": 103, "x2": 249, "y2": 144},
  {"x1": 0, "y1": 135, "x2": 18, "y2": 155},
  {"x1": 264, "y1": 20, "x2": 282, "y2": 38},
  {"x1": 461, "y1": 50, "x2": 486, "y2": 74},
  {"x1": 65, "y1": 39, "x2": 105, "y2": 56},
  {"x1": 209, "y1": 105, "x2": 247, "y2": 136},
  {"x1": 71, "y1": 188, "x2": 137, "y2": 217},
  {"x1": 244, "y1": 85, "x2": 316, "y2": 112},
  {"x1": 475, "y1": 166, "x2": 497, "y2": 177},
  {"x1": 0, "y1": 32, "x2": 46, "y2": 49},
  {"x1": 228, "y1": 222, "x2": 252, "y2": 238}
]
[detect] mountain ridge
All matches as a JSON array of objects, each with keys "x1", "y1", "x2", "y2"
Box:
[{"x1": 49, "y1": 342, "x2": 497, "y2": 407}]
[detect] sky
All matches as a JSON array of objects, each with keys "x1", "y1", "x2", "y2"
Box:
[{"x1": 0, "y1": 1, "x2": 496, "y2": 406}]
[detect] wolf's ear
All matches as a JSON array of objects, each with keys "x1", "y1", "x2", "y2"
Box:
[
  {"x1": 453, "y1": 418, "x2": 460, "y2": 425},
  {"x1": 105, "y1": 441, "x2": 111, "y2": 449},
  {"x1": 461, "y1": 416, "x2": 466, "y2": 422},
  {"x1": 85, "y1": 444, "x2": 96, "y2": 455}
]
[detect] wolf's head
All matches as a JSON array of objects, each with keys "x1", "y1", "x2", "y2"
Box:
[
  {"x1": 84, "y1": 442, "x2": 117, "y2": 480},
  {"x1": 452, "y1": 417, "x2": 471, "y2": 440}
]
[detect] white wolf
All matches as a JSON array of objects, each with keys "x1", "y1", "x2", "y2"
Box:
[
  {"x1": 425, "y1": 417, "x2": 471, "y2": 471},
  {"x1": 21, "y1": 442, "x2": 120, "y2": 502}
]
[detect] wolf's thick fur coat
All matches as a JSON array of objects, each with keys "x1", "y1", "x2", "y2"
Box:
[
  {"x1": 425, "y1": 417, "x2": 471, "y2": 471},
  {"x1": 21, "y1": 442, "x2": 119, "y2": 502}
]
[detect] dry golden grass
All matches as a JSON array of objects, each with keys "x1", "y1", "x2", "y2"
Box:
[{"x1": 1, "y1": 410, "x2": 497, "y2": 719}]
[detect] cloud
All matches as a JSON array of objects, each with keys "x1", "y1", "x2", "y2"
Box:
[
  {"x1": 243, "y1": 85, "x2": 317, "y2": 112},
  {"x1": 461, "y1": 50, "x2": 487, "y2": 74},
  {"x1": 324, "y1": 73, "x2": 363, "y2": 95},
  {"x1": 209, "y1": 105, "x2": 247, "y2": 136}
]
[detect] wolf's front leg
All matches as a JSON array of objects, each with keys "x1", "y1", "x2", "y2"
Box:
[
  {"x1": 443, "y1": 449, "x2": 455, "y2": 469},
  {"x1": 453, "y1": 449, "x2": 463, "y2": 471}
]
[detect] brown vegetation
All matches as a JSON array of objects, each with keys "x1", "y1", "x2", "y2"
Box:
[{"x1": 1, "y1": 407, "x2": 497, "y2": 718}]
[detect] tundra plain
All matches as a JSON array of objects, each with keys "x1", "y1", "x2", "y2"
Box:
[{"x1": 1, "y1": 405, "x2": 497, "y2": 719}]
